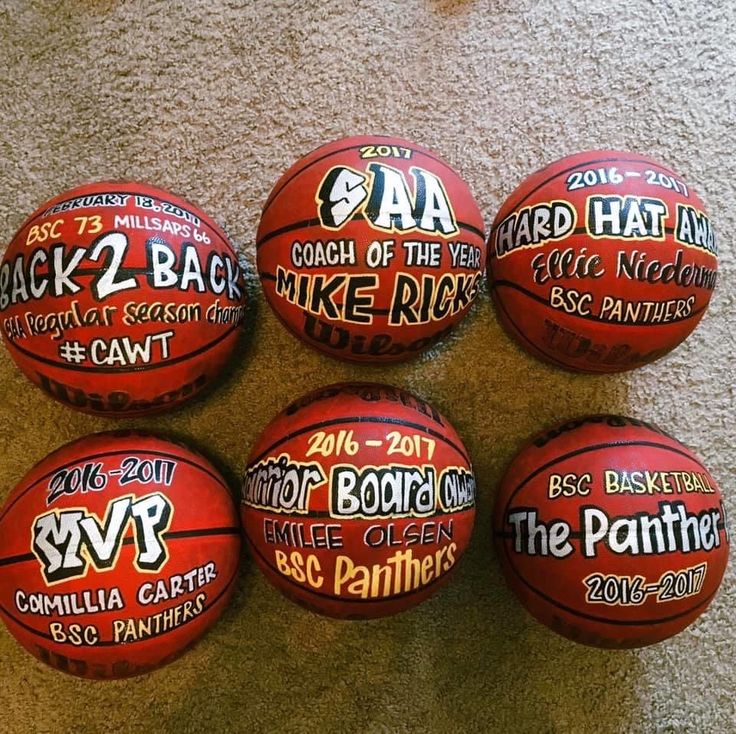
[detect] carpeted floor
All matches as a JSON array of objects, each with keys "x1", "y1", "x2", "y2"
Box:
[{"x1": 0, "y1": 1, "x2": 734, "y2": 732}]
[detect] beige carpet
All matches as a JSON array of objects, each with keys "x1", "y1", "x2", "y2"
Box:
[{"x1": 0, "y1": 1, "x2": 734, "y2": 732}]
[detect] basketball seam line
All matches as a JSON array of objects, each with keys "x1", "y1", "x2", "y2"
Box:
[
  {"x1": 492, "y1": 156, "x2": 685, "y2": 228},
  {"x1": 504, "y1": 439, "x2": 710, "y2": 511},
  {"x1": 0, "y1": 526, "x2": 241, "y2": 568},
  {"x1": 0, "y1": 449, "x2": 234, "y2": 525},
  {"x1": 256, "y1": 215, "x2": 484, "y2": 250},
  {"x1": 499, "y1": 558, "x2": 719, "y2": 627},
  {"x1": 504, "y1": 440, "x2": 709, "y2": 510},
  {"x1": 242, "y1": 505, "x2": 474, "y2": 522},
  {"x1": 256, "y1": 275, "x2": 433, "y2": 316},
  {"x1": 492, "y1": 292, "x2": 592, "y2": 371},
  {"x1": 248, "y1": 414, "x2": 472, "y2": 466},
  {"x1": 13, "y1": 191, "x2": 235, "y2": 255},
  {"x1": 491, "y1": 279, "x2": 709, "y2": 326},
  {"x1": 5, "y1": 320, "x2": 241, "y2": 374},
  {"x1": 245, "y1": 536, "x2": 453, "y2": 604},
  {"x1": 496, "y1": 524, "x2": 726, "y2": 541},
  {"x1": 260, "y1": 140, "x2": 468, "y2": 217},
  {"x1": 0, "y1": 565, "x2": 240, "y2": 646}
]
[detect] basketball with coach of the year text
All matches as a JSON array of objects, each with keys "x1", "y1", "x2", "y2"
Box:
[{"x1": 256, "y1": 135, "x2": 486, "y2": 362}]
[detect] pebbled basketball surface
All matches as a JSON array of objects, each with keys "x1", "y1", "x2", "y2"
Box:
[{"x1": 0, "y1": 2, "x2": 734, "y2": 733}]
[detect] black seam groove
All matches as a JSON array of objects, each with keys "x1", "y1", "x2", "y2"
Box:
[
  {"x1": 260, "y1": 140, "x2": 469, "y2": 217},
  {"x1": 492, "y1": 280, "x2": 708, "y2": 326},
  {"x1": 492, "y1": 157, "x2": 683, "y2": 229},
  {"x1": 5, "y1": 321, "x2": 240, "y2": 374},
  {"x1": 248, "y1": 414, "x2": 471, "y2": 466},
  {"x1": 0, "y1": 449, "x2": 233, "y2": 526},
  {"x1": 257, "y1": 216, "x2": 484, "y2": 250}
]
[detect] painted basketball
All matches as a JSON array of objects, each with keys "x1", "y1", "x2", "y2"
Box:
[
  {"x1": 0, "y1": 431, "x2": 241, "y2": 678},
  {"x1": 256, "y1": 135, "x2": 486, "y2": 362},
  {"x1": 493, "y1": 416, "x2": 729, "y2": 648},
  {"x1": 488, "y1": 151, "x2": 717, "y2": 372},
  {"x1": 241, "y1": 383, "x2": 476, "y2": 618},
  {"x1": 0, "y1": 181, "x2": 246, "y2": 415}
]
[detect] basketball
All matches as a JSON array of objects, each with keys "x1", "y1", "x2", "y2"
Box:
[
  {"x1": 256, "y1": 135, "x2": 486, "y2": 362},
  {"x1": 0, "y1": 181, "x2": 246, "y2": 414},
  {"x1": 487, "y1": 151, "x2": 717, "y2": 372},
  {"x1": 493, "y1": 416, "x2": 729, "y2": 648},
  {"x1": 241, "y1": 383, "x2": 476, "y2": 618},
  {"x1": 0, "y1": 431, "x2": 241, "y2": 678}
]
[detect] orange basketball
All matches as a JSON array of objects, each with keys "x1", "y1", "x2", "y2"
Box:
[
  {"x1": 257, "y1": 135, "x2": 486, "y2": 362},
  {"x1": 488, "y1": 151, "x2": 717, "y2": 372},
  {"x1": 241, "y1": 383, "x2": 476, "y2": 618},
  {"x1": 493, "y1": 416, "x2": 729, "y2": 648},
  {"x1": 0, "y1": 431, "x2": 241, "y2": 678},
  {"x1": 0, "y1": 181, "x2": 246, "y2": 415}
]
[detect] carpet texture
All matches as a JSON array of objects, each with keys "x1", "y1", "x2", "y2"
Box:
[{"x1": 0, "y1": 1, "x2": 734, "y2": 732}]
